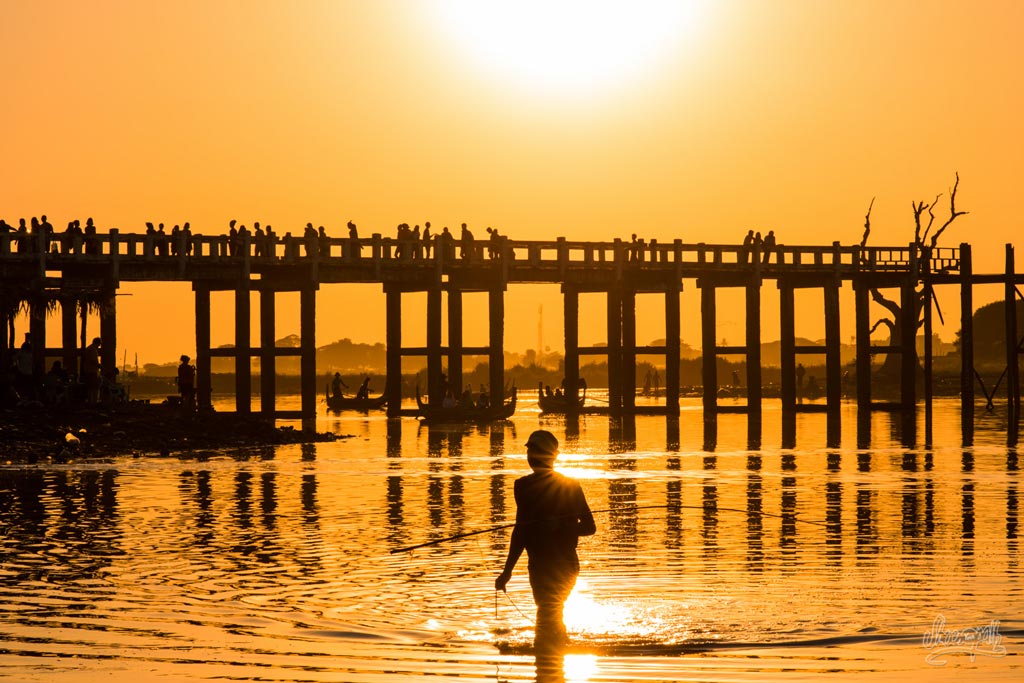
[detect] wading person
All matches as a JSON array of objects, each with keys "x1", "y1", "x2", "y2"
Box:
[
  {"x1": 176, "y1": 354, "x2": 196, "y2": 412},
  {"x1": 495, "y1": 430, "x2": 596, "y2": 653}
]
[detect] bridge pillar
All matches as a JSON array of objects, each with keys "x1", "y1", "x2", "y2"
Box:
[
  {"x1": 300, "y1": 287, "x2": 317, "y2": 423},
  {"x1": 607, "y1": 285, "x2": 622, "y2": 416},
  {"x1": 959, "y1": 244, "x2": 974, "y2": 445},
  {"x1": 700, "y1": 281, "x2": 717, "y2": 449},
  {"x1": 385, "y1": 288, "x2": 402, "y2": 417},
  {"x1": 779, "y1": 282, "x2": 796, "y2": 448},
  {"x1": 61, "y1": 295, "x2": 77, "y2": 375},
  {"x1": 195, "y1": 285, "x2": 212, "y2": 410},
  {"x1": 746, "y1": 274, "x2": 762, "y2": 447},
  {"x1": 900, "y1": 279, "x2": 917, "y2": 444},
  {"x1": 427, "y1": 287, "x2": 443, "y2": 404},
  {"x1": 824, "y1": 282, "x2": 842, "y2": 447},
  {"x1": 854, "y1": 280, "x2": 871, "y2": 447},
  {"x1": 563, "y1": 284, "x2": 580, "y2": 418},
  {"x1": 260, "y1": 289, "x2": 276, "y2": 415},
  {"x1": 235, "y1": 285, "x2": 251, "y2": 414},
  {"x1": 447, "y1": 287, "x2": 463, "y2": 402},
  {"x1": 1006, "y1": 244, "x2": 1020, "y2": 444},
  {"x1": 621, "y1": 287, "x2": 637, "y2": 412},
  {"x1": 665, "y1": 282, "x2": 681, "y2": 414},
  {"x1": 99, "y1": 287, "x2": 116, "y2": 382},
  {"x1": 489, "y1": 285, "x2": 505, "y2": 406}
]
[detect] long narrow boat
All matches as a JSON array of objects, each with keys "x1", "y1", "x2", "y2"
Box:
[
  {"x1": 325, "y1": 385, "x2": 387, "y2": 412},
  {"x1": 415, "y1": 386, "x2": 517, "y2": 423},
  {"x1": 537, "y1": 389, "x2": 586, "y2": 414}
]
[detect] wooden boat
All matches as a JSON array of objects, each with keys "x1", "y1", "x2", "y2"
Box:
[
  {"x1": 415, "y1": 386, "x2": 517, "y2": 423},
  {"x1": 537, "y1": 389, "x2": 586, "y2": 414},
  {"x1": 325, "y1": 384, "x2": 387, "y2": 412}
]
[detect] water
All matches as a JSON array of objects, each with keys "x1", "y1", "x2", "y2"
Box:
[{"x1": 0, "y1": 395, "x2": 1020, "y2": 682}]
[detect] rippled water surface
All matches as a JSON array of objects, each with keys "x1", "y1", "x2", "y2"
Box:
[{"x1": 0, "y1": 396, "x2": 1021, "y2": 681}]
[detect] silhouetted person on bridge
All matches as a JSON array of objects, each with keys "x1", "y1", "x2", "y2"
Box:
[
  {"x1": 741, "y1": 230, "x2": 754, "y2": 264},
  {"x1": 422, "y1": 222, "x2": 432, "y2": 258},
  {"x1": 762, "y1": 230, "x2": 776, "y2": 265},
  {"x1": 347, "y1": 220, "x2": 361, "y2": 259},
  {"x1": 460, "y1": 223, "x2": 474, "y2": 260},
  {"x1": 496, "y1": 430, "x2": 596, "y2": 654}
]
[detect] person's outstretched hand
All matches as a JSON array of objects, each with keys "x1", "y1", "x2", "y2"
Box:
[{"x1": 495, "y1": 571, "x2": 511, "y2": 592}]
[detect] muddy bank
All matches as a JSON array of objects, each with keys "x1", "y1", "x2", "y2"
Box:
[{"x1": 0, "y1": 402, "x2": 346, "y2": 463}]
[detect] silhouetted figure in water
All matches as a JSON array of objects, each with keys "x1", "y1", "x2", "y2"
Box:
[
  {"x1": 496, "y1": 430, "x2": 596, "y2": 653},
  {"x1": 177, "y1": 354, "x2": 196, "y2": 412},
  {"x1": 796, "y1": 362, "x2": 806, "y2": 398}
]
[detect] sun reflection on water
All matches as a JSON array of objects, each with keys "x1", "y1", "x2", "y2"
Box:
[
  {"x1": 563, "y1": 654, "x2": 598, "y2": 682},
  {"x1": 562, "y1": 579, "x2": 632, "y2": 636}
]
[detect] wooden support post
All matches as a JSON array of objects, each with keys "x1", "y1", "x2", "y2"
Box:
[
  {"x1": 923, "y1": 278, "x2": 933, "y2": 446},
  {"x1": 960, "y1": 244, "x2": 974, "y2": 445},
  {"x1": 61, "y1": 296, "x2": 77, "y2": 374},
  {"x1": 621, "y1": 287, "x2": 637, "y2": 412},
  {"x1": 563, "y1": 285, "x2": 580, "y2": 418},
  {"x1": 607, "y1": 286, "x2": 622, "y2": 415},
  {"x1": 29, "y1": 297, "x2": 46, "y2": 379},
  {"x1": 1006, "y1": 244, "x2": 1020, "y2": 443},
  {"x1": 385, "y1": 288, "x2": 402, "y2": 417},
  {"x1": 427, "y1": 287, "x2": 443, "y2": 404},
  {"x1": 900, "y1": 280, "x2": 917, "y2": 442},
  {"x1": 235, "y1": 285, "x2": 251, "y2": 414},
  {"x1": 195, "y1": 285, "x2": 212, "y2": 410},
  {"x1": 99, "y1": 288, "x2": 116, "y2": 382},
  {"x1": 489, "y1": 286, "x2": 505, "y2": 406},
  {"x1": 447, "y1": 288, "x2": 463, "y2": 401},
  {"x1": 779, "y1": 282, "x2": 796, "y2": 447},
  {"x1": 746, "y1": 275, "x2": 762, "y2": 445},
  {"x1": 260, "y1": 289, "x2": 276, "y2": 415},
  {"x1": 824, "y1": 282, "x2": 841, "y2": 447},
  {"x1": 300, "y1": 287, "x2": 317, "y2": 422},
  {"x1": 665, "y1": 282, "x2": 681, "y2": 414},
  {"x1": 855, "y1": 281, "x2": 871, "y2": 445},
  {"x1": 700, "y1": 282, "x2": 717, "y2": 448}
]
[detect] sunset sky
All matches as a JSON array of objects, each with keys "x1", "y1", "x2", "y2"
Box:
[{"x1": 3, "y1": 1, "x2": 1022, "y2": 365}]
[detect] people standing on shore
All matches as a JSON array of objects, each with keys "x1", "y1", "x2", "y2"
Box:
[
  {"x1": 177, "y1": 354, "x2": 196, "y2": 412},
  {"x1": 495, "y1": 430, "x2": 596, "y2": 653}
]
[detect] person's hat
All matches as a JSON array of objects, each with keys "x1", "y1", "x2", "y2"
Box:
[
  {"x1": 525, "y1": 429, "x2": 559, "y2": 457},
  {"x1": 180, "y1": 354, "x2": 190, "y2": 362}
]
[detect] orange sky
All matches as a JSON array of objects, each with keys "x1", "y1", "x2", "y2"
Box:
[{"x1": 2, "y1": 1, "x2": 1022, "y2": 365}]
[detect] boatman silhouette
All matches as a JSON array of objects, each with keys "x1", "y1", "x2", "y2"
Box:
[{"x1": 496, "y1": 430, "x2": 596, "y2": 653}]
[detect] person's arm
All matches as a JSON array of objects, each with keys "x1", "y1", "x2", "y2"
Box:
[
  {"x1": 576, "y1": 485, "x2": 597, "y2": 537},
  {"x1": 495, "y1": 522, "x2": 525, "y2": 592}
]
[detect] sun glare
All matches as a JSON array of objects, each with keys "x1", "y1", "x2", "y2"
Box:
[{"x1": 430, "y1": 1, "x2": 701, "y2": 95}]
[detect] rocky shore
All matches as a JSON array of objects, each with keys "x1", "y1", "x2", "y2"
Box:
[{"x1": 0, "y1": 402, "x2": 346, "y2": 463}]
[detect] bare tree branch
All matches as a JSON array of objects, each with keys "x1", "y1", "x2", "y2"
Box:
[
  {"x1": 860, "y1": 197, "x2": 875, "y2": 248},
  {"x1": 931, "y1": 172, "x2": 968, "y2": 248},
  {"x1": 920, "y1": 194, "x2": 941, "y2": 245},
  {"x1": 869, "y1": 318, "x2": 895, "y2": 335}
]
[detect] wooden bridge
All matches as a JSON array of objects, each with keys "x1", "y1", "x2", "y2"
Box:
[{"x1": 1, "y1": 228, "x2": 1020, "y2": 448}]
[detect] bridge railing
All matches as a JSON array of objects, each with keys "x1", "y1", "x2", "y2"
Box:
[{"x1": 0, "y1": 231, "x2": 960, "y2": 275}]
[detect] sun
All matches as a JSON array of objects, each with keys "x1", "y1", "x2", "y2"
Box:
[{"x1": 429, "y1": 1, "x2": 702, "y2": 95}]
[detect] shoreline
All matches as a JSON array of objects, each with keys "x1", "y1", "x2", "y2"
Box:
[{"x1": 0, "y1": 401, "x2": 345, "y2": 464}]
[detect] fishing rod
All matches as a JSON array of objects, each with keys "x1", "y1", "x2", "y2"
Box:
[{"x1": 390, "y1": 503, "x2": 830, "y2": 554}]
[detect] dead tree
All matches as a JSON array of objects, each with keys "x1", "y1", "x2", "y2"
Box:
[{"x1": 860, "y1": 173, "x2": 968, "y2": 377}]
